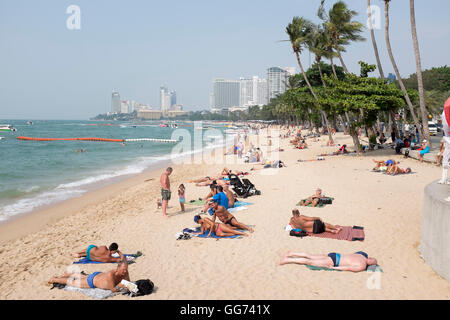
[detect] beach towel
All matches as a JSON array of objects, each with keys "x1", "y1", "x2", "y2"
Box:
[
  {"x1": 233, "y1": 201, "x2": 253, "y2": 207},
  {"x1": 182, "y1": 227, "x2": 242, "y2": 239},
  {"x1": 73, "y1": 252, "x2": 142, "y2": 264},
  {"x1": 63, "y1": 286, "x2": 120, "y2": 299},
  {"x1": 308, "y1": 226, "x2": 365, "y2": 241},
  {"x1": 189, "y1": 199, "x2": 206, "y2": 205},
  {"x1": 296, "y1": 198, "x2": 334, "y2": 208},
  {"x1": 306, "y1": 265, "x2": 383, "y2": 272}
]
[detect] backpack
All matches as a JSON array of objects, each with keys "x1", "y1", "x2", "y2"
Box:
[
  {"x1": 289, "y1": 229, "x2": 307, "y2": 238},
  {"x1": 134, "y1": 279, "x2": 154, "y2": 296}
]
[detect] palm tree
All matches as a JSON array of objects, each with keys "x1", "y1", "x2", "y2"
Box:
[
  {"x1": 285, "y1": 17, "x2": 334, "y2": 142},
  {"x1": 383, "y1": 0, "x2": 422, "y2": 139},
  {"x1": 320, "y1": 1, "x2": 365, "y2": 74},
  {"x1": 410, "y1": 0, "x2": 430, "y2": 145}
]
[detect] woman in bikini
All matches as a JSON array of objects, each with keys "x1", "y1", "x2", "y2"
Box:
[{"x1": 193, "y1": 215, "x2": 248, "y2": 237}]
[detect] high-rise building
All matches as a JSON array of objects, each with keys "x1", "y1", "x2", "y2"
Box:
[
  {"x1": 160, "y1": 86, "x2": 177, "y2": 112},
  {"x1": 267, "y1": 67, "x2": 289, "y2": 101},
  {"x1": 111, "y1": 91, "x2": 121, "y2": 113},
  {"x1": 284, "y1": 66, "x2": 297, "y2": 76},
  {"x1": 120, "y1": 100, "x2": 129, "y2": 114},
  {"x1": 239, "y1": 77, "x2": 253, "y2": 107},
  {"x1": 212, "y1": 79, "x2": 240, "y2": 109},
  {"x1": 252, "y1": 76, "x2": 268, "y2": 106}
]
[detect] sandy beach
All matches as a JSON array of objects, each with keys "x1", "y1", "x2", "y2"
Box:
[{"x1": 0, "y1": 128, "x2": 449, "y2": 300}]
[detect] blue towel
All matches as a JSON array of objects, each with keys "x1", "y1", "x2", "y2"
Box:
[
  {"x1": 183, "y1": 227, "x2": 241, "y2": 239},
  {"x1": 233, "y1": 201, "x2": 253, "y2": 207},
  {"x1": 73, "y1": 254, "x2": 136, "y2": 264}
]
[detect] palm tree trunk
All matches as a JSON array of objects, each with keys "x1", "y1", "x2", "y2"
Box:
[
  {"x1": 410, "y1": 0, "x2": 431, "y2": 146},
  {"x1": 334, "y1": 39, "x2": 350, "y2": 74},
  {"x1": 317, "y1": 60, "x2": 334, "y2": 143},
  {"x1": 317, "y1": 60, "x2": 327, "y2": 87},
  {"x1": 295, "y1": 52, "x2": 318, "y2": 100},
  {"x1": 330, "y1": 57, "x2": 338, "y2": 78},
  {"x1": 295, "y1": 52, "x2": 333, "y2": 142},
  {"x1": 384, "y1": 0, "x2": 422, "y2": 138},
  {"x1": 367, "y1": 0, "x2": 385, "y2": 79}
]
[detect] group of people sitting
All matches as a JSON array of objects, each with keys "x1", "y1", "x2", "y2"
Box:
[{"x1": 194, "y1": 199, "x2": 254, "y2": 238}]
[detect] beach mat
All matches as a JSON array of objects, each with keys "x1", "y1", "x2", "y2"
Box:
[
  {"x1": 73, "y1": 252, "x2": 142, "y2": 264},
  {"x1": 296, "y1": 198, "x2": 334, "y2": 208},
  {"x1": 308, "y1": 226, "x2": 365, "y2": 241},
  {"x1": 189, "y1": 200, "x2": 253, "y2": 207},
  {"x1": 63, "y1": 286, "x2": 119, "y2": 299},
  {"x1": 182, "y1": 227, "x2": 242, "y2": 239},
  {"x1": 306, "y1": 265, "x2": 383, "y2": 272}
]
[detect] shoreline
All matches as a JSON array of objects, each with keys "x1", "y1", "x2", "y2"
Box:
[
  {"x1": 0, "y1": 139, "x2": 233, "y2": 244},
  {"x1": 0, "y1": 129, "x2": 448, "y2": 300}
]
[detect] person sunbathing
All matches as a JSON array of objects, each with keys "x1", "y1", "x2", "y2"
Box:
[
  {"x1": 279, "y1": 251, "x2": 378, "y2": 272},
  {"x1": 193, "y1": 215, "x2": 248, "y2": 237},
  {"x1": 296, "y1": 140, "x2": 308, "y2": 149},
  {"x1": 49, "y1": 252, "x2": 130, "y2": 291},
  {"x1": 319, "y1": 144, "x2": 349, "y2": 156},
  {"x1": 300, "y1": 188, "x2": 329, "y2": 207},
  {"x1": 250, "y1": 160, "x2": 285, "y2": 170},
  {"x1": 387, "y1": 165, "x2": 412, "y2": 175},
  {"x1": 72, "y1": 243, "x2": 123, "y2": 263},
  {"x1": 209, "y1": 200, "x2": 253, "y2": 233},
  {"x1": 290, "y1": 208, "x2": 342, "y2": 234},
  {"x1": 372, "y1": 159, "x2": 398, "y2": 171}
]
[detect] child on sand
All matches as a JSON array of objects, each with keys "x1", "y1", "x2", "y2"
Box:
[{"x1": 178, "y1": 184, "x2": 185, "y2": 212}]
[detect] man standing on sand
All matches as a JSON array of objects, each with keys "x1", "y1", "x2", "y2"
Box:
[
  {"x1": 209, "y1": 200, "x2": 253, "y2": 233},
  {"x1": 49, "y1": 252, "x2": 130, "y2": 291},
  {"x1": 160, "y1": 167, "x2": 173, "y2": 218},
  {"x1": 279, "y1": 251, "x2": 378, "y2": 272}
]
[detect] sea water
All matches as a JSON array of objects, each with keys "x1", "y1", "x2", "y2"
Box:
[{"x1": 0, "y1": 120, "x2": 231, "y2": 222}]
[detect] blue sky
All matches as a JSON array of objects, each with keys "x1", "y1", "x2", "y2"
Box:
[{"x1": 1, "y1": 0, "x2": 449, "y2": 119}]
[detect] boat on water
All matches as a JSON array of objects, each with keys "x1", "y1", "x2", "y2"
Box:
[
  {"x1": 26, "y1": 121, "x2": 33, "y2": 125},
  {"x1": 0, "y1": 124, "x2": 17, "y2": 132},
  {"x1": 0, "y1": 137, "x2": 4, "y2": 140}
]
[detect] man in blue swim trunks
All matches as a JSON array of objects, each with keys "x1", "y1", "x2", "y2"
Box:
[
  {"x1": 49, "y1": 252, "x2": 130, "y2": 291},
  {"x1": 279, "y1": 251, "x2": 378, "y2": 272},
  {"x1": 71, "y1": 243, "x2": 123, "y2": 263}
]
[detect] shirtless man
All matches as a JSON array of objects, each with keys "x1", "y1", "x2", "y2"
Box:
[
  {"x1": 72, "y1": 243, "x2": 123, "y2": 263},
  {"x1": 222, "y1": 185, "x2": 236, "y2": 208},
  {"x1": 279, "y1": 251, "x2": 378, "y2": 272},
  {"x1": 193, "y1": 215, "x2": 248, "y2": 237},
  {"x1": 387, "y1": 165, "x2": 412, "y2": 176},
  {"x1": 372, "y1": 159, "x2": 398, "y2": 171},
  {"x1": 300, "y1": 188, "x2": 324, "y2": 207},
  {"x1": 209, "y1": 200, "x2": 253, "y2": 233},
  {"x1": 160, "y1": 167, "x2": 173, "y2": 218},
  {"x1": 49, "y1": 252, "x2": 130, "y2": 291},
  {"x1": 290, "y1": 209, "x2": 342, "y2": 234}
]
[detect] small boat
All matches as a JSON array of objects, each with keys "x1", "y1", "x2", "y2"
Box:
[
  {"x1": 0, "y1": 124, "x2": 17, "y2": 132},
  {"x1": 0, "y1": 137, "x2": 4, "y2": 140},
  {"x1": 26, "y1": 121, "x2": 33, "y2": 125}
]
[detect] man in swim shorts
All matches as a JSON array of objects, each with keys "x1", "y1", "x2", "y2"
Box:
[
  {"x1": 71, "y1": 243, "x2": 123, "y2": 263},
  {"x1": 209, "y1": 200, "x2": 254, "y2": 233},
  {"x1": 49, "y1": 252, "x2": 130, "y2": 291},
  {"x1": 279, "y1": 251, "x2": 378, "y2": 272},
  {"x1": 160, "y1": 167, "x2": 173, "y2": 218},
  {"x1": 290, "y1": 209, "x2": 342, "y2": 234}
]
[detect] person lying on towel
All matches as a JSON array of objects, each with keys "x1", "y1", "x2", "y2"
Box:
[
  {"x1": 193, "y1": 215, "x2": 248, "y2": 237},
  {"x1": 290, "y1": 208, "x2": 342, "y2": 234},
  {"x1": 386, "y1": 165, "x2": 412, "y2": 176},
  {"x1": 279, "y1": 250, "x2": 378, "y2": 272},
  {"x1": 300, "y1": 188, "x2": 332, "y2": 207},
  {"x1": 49, "y1": 252, "x2": 130, "y2": 291},
  {"x1": 72, "y1": 243, "x2": 125, "y2": 263},
  {"x1": 372, "y1": 159, "x2": 398, "y2": 172},
  {"x1": 209, "y1": 199, "x2": 254, "y2": 233}
]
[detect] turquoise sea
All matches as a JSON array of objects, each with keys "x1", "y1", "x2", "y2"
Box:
[{"x1": 0, "y1": 120, "x2": 229, "y2": 222}]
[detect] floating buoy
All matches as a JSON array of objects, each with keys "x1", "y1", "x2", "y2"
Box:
[{"x1": 17, "y1": 136, "x2": 178, "y2": 143}]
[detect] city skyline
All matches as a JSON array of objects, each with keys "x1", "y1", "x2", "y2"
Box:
[{"x1": 1, "y1": 1, "x2": 450, "y2": 119}]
